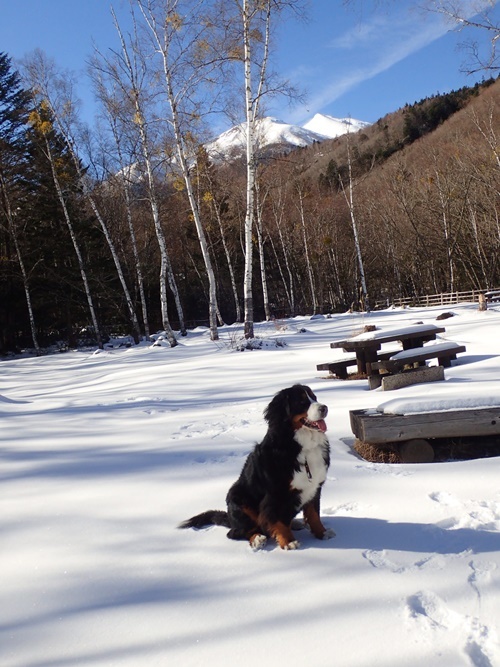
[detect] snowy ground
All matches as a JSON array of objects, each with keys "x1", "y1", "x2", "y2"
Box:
[{"x1": 2, "y1": 303, "x2": 500, "y2": 667}]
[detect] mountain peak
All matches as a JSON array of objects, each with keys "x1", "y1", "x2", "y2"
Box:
[
  {"x1": 205, "y1": 114, "x2": 370, "y2": 162},
  {"x1": 302, "y1": 113, "x2": 371, "y2": 139}
]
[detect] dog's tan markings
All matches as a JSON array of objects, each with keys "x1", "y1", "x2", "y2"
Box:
[
  {"x1": 291, "y1": 412, "x2": 308, "y2": 431},
  {"x1": 268, "y1": 521, "x2": 298, "y2": 550},
  {"x1": 242, "y1": 507, "x2": 267, "y2": 549},
  {"x1": 249, "y1": 533, "x2": 267, "y2": 550},
  {"x1": 242, "y1": 505, "x2": 259, "y2": 523},
  {"x1": 303, "y1": 504, "x2": 336, "y2": 540},
  {"x1": 303, "y1": 503, "x2": 327, "y2": 539}
]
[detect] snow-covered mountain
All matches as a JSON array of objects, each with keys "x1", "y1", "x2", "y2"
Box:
[
  {"x1": 206, "y1": 113, "x2": 370, "y2": 161},
  {"x1": 205, "y1": 117, "x2": 324, "y2": 161},
  {"x1": 303, "y1": 113, "x2": 371, "y2": 139},
  {"x1": 116, "y1": 113, "x2": 371, "y2": 182}
]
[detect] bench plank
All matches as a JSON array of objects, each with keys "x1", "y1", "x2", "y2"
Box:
[
  {"x1": 317, "y1": 351, "x2": 396, "y2": 379},
  {"x1": 350, "y1": 406, "x2": 500, "y2": 444},
  {"x1": 373, "y1": 343, "x2": 466, "y2": 373}
]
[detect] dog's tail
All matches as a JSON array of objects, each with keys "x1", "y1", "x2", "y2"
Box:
[{"x1": 178, "y1": 510, "x2": 229, "y2": 530}]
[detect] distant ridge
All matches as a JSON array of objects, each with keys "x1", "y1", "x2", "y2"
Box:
[
  {"x1": 116, "y1": 112, "x2": 372, "y2": 180},
  {"x1": 302, "y1": 113, "x2": 371, "y2": 139},
  {"x1": 205, "y1": 114, "x2": 371, "y2": 161}
]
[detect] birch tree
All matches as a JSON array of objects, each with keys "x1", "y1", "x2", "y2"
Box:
[
  {"x1": 92, "y1": 13, "x2": 183, "y2": 345},
  {"x1": 22, "y1": 50, "x2": 143, "y2": 343},
  {"x1": 95, "y1": 89, "x2": 151, "y2": 338},
  {"x1": 422, "y1": 1, "x2": 500, "y2": 73},
  {"x1": 254, "y1": 177, "x2": 271, "y2": 320},
  {"x1": 295, "y1": 183, "x2": 317, "y2": 314},
  {"x1": 136, "y1": 0, "x2": 225, "y2": 341},
  {"x1": 338, "y1": 129, "x2": 369, "y2": 311},
  {"x1": 270, "y1": 176, "x2": 295, "y2": 315},
  {"x1": 239, "y1": 0, "x2": 270, "y2": 337},
  {"x1": 223, "y1": 0, "x2": 305, "y2": 336},
  {"x1": 197, "y1": 152, "x2": 242, "y2": 321},
  {"x1": 29, "y1": 103, "x2": 103, "y2": 349}
]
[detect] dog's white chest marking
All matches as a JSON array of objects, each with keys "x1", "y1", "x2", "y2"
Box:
[{"x1": 292, "y1": 430, "x2": 329, "y2": 506}]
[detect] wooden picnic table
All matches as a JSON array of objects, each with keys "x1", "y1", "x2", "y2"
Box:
[
  {"x1": 485, "y1": 289, "x2": 500, "y2": 303},
  {"x1": 330, "y1": 324, "x2": 446, "y2": 376}
]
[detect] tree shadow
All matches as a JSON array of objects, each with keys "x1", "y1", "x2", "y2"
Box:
[{"x1": 321, "y1": 515, "x2": 500, "y2": 556}]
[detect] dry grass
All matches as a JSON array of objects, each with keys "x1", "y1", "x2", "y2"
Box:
[
  {"x1": 354, "y1": 439, "x2": 401, "y2": 464},
  {"x1": 354, "y1": 436, "x2": 500, "y2": 464}
]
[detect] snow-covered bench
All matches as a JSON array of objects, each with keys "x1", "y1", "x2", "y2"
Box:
[
  {"x1": 350, "y1": 394, "x2": 500, "y2": 462},
  {"x1": 485, "y1": 289, "x2": 500, "y2": 303},
  {"x1": 316, "y1": 350, "x2": 396, "y2": 379},
  {"x1": 372, "y1": 341, "x2": 466, "y2": 374}
]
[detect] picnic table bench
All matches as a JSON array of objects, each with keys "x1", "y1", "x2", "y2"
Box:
[
  {"x1": 317, "y1": 349, "x2": 397, "y2": 379},
  {"x1": 485, "y1": 289, "x2": 500, "y2": 303},
  {"x1": 350, "y1": 403, "x2": 500, "y2": 462},
  {"x1": 372, "y1": 341, "x2": 466, "y2": 373},
  {"x1": 329, "y1": 324, "x2": 446, "y2": 376}
]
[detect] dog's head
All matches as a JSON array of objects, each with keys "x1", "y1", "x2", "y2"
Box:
[{"x1": 264, "y1": 384, "x2": 328, "y2": 433}]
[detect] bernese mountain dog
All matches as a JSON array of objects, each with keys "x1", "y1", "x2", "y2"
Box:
[{"x1": 179, "y1": 384, "x2": 335, "y2": 550}]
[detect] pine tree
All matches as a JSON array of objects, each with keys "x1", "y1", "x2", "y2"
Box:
[{"x1": 0, "y1": 52, "x2": 40, "y2": 353}]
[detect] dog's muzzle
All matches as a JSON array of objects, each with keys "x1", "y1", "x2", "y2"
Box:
[{"x1": 302, "y1": 402, "x2": 328, "y2": 432}]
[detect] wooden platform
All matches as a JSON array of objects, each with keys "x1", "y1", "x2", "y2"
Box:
[
  {"x1": 350, "y1": 406, "x2": 500, "y2": 445},
  {"x1": 349, "y1": 406, "x2": 500, "y2": 463}
]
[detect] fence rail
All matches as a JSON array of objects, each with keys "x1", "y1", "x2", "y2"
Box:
[{"x1": 374, "y1": 289, "x2": 499, "y2": 310}]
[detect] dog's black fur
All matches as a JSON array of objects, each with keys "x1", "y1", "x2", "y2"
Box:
[{"x1": 179, "y1": 384, "x2": 334, "y2": 550}]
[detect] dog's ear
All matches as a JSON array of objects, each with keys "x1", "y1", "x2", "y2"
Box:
[{"x1": 264, "y1": 388, "x2": 291, "y2": 425}]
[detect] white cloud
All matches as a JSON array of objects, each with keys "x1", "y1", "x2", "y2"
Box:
[
  {"x1": 278, "y1": 0, "x2": 497, "y2": 126},
  {"x1": 287, "y1": 1, "x2": 493, "y2": 124}
]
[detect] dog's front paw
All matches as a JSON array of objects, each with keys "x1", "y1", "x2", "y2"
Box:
[
  {"x1": 322, "y1": 528, "x2": 336, "y2": 540},
  {"x1": 250, "y1": 534, "x2": 267, "y2": 550},
  {"x1": 282, "y1": 539, "x2": 300, "y2": 550}
]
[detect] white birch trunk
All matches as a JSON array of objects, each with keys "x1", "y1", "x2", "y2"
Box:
[
  {"x1": 242, "y1": 0, "x2": 256, "y2": 338},
  {"x1": 43, "y1": 135, "x2": 103, "y2": 349},
  {"x1": 340, "y1": 132, "x2": 369, "y2": 311},
  {"x1": 107, "y1": 111, "x2": 150, "y2": 338},
  {"x1": 434, "y1": 169, "x2": 455, "y2": 292},
  {"x1": 0, "y1": 172, "x2": 41, "y2": 354},
  {"x1": 136, "y1": 1, "x2": 220, "y2": 340},
  {"x1": 241, "y1": 0, "x2": 272, "y2": 337},
  {"x1": 255, "y1": 184, "x2": 271, "y2": 320},
  {"x1": 272, "y1": 202, "x2": 295, "y2": 315},
  {"x1": 166, "y1": 97, "x2": 220, "y2": 340},
  {"x1": 40, "y1": 93, "x2": 143, "y2": 343},
  {"x1": 84, "y1": 191, "x2": 142, "y2": 342},
  {"x1": 296, "y1": 190, "x2": 317, "y2": 314},
  {"x1": 111, "y1": 11, "x2": 182, "y2": 344}
]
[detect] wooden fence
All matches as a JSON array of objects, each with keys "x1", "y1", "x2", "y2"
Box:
[{"x1": 374, "y1": 289, "x2": 499, "y2": 310}]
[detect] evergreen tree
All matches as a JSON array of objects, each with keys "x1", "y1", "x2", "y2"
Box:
[{"x1": 0, "y1": 52, "x2": 38, "y2": 353}]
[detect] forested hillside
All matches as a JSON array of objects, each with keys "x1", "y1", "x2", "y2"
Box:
[{"x1": 1, "y1": 43, "x2": 499, "y2": 354}]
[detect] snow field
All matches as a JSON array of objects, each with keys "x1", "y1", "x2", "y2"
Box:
[{"x1": 1, "y1": 303, "x2": 500, "y2": 666}]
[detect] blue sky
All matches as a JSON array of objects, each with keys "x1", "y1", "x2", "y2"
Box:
[{"x1": 1, "y1": 0, "x2": 498, "y2": 130}]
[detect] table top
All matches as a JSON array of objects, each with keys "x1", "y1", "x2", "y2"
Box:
[{"x1": 331, "y1": 324, "x2": 446, "y2": 350}]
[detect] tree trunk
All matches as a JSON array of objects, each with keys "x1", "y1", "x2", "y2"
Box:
[
  {"x1": 106, "y1": 110, "x2": 150, "y2": 339},
  {"x1": 43, "y1": 135, "x2": 103, "y2": 349},
  {"x1": 212, "y1": 198, "x2": 241, "y2": 322},
  {"x1": 135, "y1": 1, "x2": 220, "y2": 340},
  {"x1": 340, "y1": 133, "x2": 369, "y2": 311},
  {"x1": 255, "y1": 184, "x2": 271, "y2": 320},
  {"x1": 296, "y1": 189, "x2": 317, "y2": 314},
  {"x1": 109, "y1": 9, "x2": 183, "y2": 343},
  {"x1": 0, "y1": 172, "x2": 41, "y2": 354}
]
